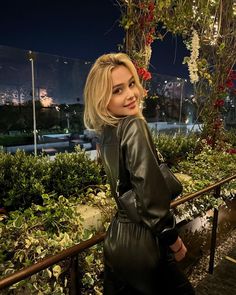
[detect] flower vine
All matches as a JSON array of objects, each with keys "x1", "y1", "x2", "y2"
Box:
[
  {"x1": 186, "y1": 30, "x2": 200, "y2": 84},
  {"x1": 118, "y1": 0, "x2": 159, "y2": 83}
]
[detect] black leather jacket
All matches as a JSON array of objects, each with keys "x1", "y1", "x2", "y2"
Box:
[{"x1": 100, "y1": 115, "x2": 177, "y2": 245}]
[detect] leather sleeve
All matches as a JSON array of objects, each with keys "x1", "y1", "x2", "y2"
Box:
[{"x1": 120, "y1": 116, "x2": 178, "y2": 245}]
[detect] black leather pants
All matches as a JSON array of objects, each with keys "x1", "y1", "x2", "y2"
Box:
[
  {"x1": 103, "y1": 215, "x2": 195, "y2": 294},
  {"x1": 104, "y1": 257, "x2": 195, "y2": 295}
]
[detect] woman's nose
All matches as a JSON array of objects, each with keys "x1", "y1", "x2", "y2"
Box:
[{"x1": 126, "y1": 89, "x2": 134, "y2": 100}]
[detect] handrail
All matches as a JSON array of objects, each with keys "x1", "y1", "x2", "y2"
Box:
[
  {"x1": 171, "y1": 174, "x2": 236, "y2": 208},
  {"x1": 0, "y1": 174, "x2": 235, "y2": 291},
  {"x1": 0, "y1": 232, "x2": 105, "y2": 290}
]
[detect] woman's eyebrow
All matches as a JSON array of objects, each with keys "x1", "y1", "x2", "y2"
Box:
[{"x1": 112, "y1": 76, "x2": 134, "y2": 89}]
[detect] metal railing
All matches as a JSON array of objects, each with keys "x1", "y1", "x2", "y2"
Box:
[{"x1": 0, "y1": 174, "x2": 235, "y2": 293}]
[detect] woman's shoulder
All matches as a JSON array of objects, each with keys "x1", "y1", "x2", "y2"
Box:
[
  {"x1": 119, "y1": 115, "x2": 150, "y2": 142},
  {"x1": 120, "y1": 115, "x2": 147, "y2": 129}
]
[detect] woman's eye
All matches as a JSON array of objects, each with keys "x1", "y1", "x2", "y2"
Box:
[
  {"x1": 129, "y1": 81, "x2": 135, "y2": 87},
  {"x1": 113, "y1": 88, "x2": 122, "y2": 94}
]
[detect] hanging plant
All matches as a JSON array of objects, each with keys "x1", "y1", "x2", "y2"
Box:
[{"x1": 118, "y1": 0, "x2": 163, "y2": 84}]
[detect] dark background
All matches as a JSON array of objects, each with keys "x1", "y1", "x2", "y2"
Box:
[{"x1": 0, "y1": 0, "x2": 189, "y2": 78}]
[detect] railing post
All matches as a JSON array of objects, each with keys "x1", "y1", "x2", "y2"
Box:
[
  {"x1": 208, "y1": 186, "x2": 221, "y2": 274},
  {"x1": 70, "y1": 255, "x2": 82, "y2": 295}
]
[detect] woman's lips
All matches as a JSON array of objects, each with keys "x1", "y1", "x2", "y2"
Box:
[{"x1": 125, "y1": 100, "x2": 136, "y2": 109}]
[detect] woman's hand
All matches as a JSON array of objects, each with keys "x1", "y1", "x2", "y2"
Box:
[{"x1": 169, "y1": 237, "x2": 187, "y2": 262}]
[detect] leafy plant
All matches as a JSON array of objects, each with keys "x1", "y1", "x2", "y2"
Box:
[
  {"x1": 152, "y1": 132, "x2": 200, "y2": 165},
  {"x1": 48, "y1": 146, "x2": 103, "y2": 198},
  {"x1": 0, "y1": 185, "x2": 113, "y2": 295},
  {"x1": 0, "y1": 151, "x2": 49, "y2": 210},
  {"x1": 0, "y1": 146, "x2": 104, "y2": 211},
  {"x1": 174, "y1": 145, "x2": 236, "y2": 218},
  {"x1": 0, "y1": 132, "x2": 235, "y2": 294}
]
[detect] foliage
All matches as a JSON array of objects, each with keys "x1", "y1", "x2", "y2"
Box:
[
  {"x1": 0, "y1": 151, "x2": 50, "y2": 210},
  {"x1": 0, "y1": 146, "x2": 104, "y2": 211},
  {"x1": 155, "y1": 0, "x2": 236, "y2": 145},
  {"x1": 178, "y1": 145, "x2": 236, "y2": 186},
  {"x1": 118, "y1": 0, "x2": 160, "y2": 84},
  {"x1": 142, "y1": 94, "x2": 159, "y2": 118},
  {"x1": 49, "y1": 146, "x2": 103, "y2": 198},
  {"x1": 225, "y1": 130, "x2": 236, "y2": 148},
  {"x1": 80, "y1": 245, "x2": 104, "y2": 295},
  {"x1": 0, "y1": 102, "x2": 85, "y2": 135},
  {"x1": 174, "y1": 145, "x2": 236, "y2": 218},
  {"x1": 0, "y1": 131, "x2": 235, "y2": 293},
  {"x1": 118, "y1": 0, "x2": 236, "y2": 146},
  {"x1": 0, "y1": 194, "x2": 83, "y2": 294},
  {"x1": 152, "y1": 132, "x2": 200, "y2": 165},
  {"x1": 151, "y1": 131, "x2": 236, "y2": 218},
  {"x1": 0, "y1": 184, "x2": 114, "y2": 295}
]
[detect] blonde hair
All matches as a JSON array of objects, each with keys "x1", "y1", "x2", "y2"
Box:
[{"x1": 83, "y1": 52, "x2": 144, "y2": 132}]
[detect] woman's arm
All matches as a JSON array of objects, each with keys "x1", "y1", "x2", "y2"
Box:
[{"x1": 121, "y1": 116, "x2": 179, "y2": 246}]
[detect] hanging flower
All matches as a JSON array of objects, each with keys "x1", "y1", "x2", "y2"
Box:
[
  {"x1": 119, "y1": 0, "x2": 159, "y2": 85},
  {"x1": 225, "y1": 69, "x2": 236, "y2": 90},
  {"x1": 226, "y1": 80, "x2": 234, "y2": 88},
  {"x1": 214, "y1": 99, "x2": 224, "y2": 107},
  {"x1": 229, "y1": 70, "x2": 236, "y2": 80},
  {"x1": 136, "y1": 66, "x2": 152, "y2": 81},
  {"x1": 187, "y1": 30, "x2": 200, "y2": 83},
  {"x1": 145, "y1": 34, "x2": 153, "y2": 45}
]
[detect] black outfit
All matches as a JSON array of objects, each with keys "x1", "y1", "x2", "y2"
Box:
[{"x1": 100, "y1": 116, "x2": 195, "y2": 295}]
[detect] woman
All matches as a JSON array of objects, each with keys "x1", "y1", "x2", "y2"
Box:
[{"x1": 84, "y1": 53, "x2": 195, "y2": 294}]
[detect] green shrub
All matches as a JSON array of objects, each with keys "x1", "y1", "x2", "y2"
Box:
[
  {"x1": 0, "y1": 186, "x2": 113, "y2": 294},
  {"x1": 174, "y1": 146, "x2": 236, "y2": 218},
  {"x1": 48, "y1": 146, "x2": 103, "y2": 198},
  {"x1": 178, "y1": 146, "x2": 236, "y2": 184},
  {"x1": 0, "y1": 132, "x2": 235, "y2": 294},
  {"x1": 0, "y1": 146, "x2": 104, "y2": 211},
  {"x1": 225, "y1": 130, "x2": 236, "y2": 148},
  {"x1": 152, "y1": 132, "x2": 200, "y2": 165},
  {"x1": 0, "y1": 151, "x2": 49, "y2": 211},
  {"x1": 0, "y1": 194, "x2": 84, "y2": 294}
]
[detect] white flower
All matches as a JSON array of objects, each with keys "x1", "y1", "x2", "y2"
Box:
[{"x1": 187, "y1": 30, "x2": 200, "y2": 83}]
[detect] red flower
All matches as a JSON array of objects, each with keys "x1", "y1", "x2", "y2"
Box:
[
  {"x1": 226, "y1": 80, "x2": 234, "y2": 88},
  {"x1": 148, "y1": 2, "x2": 155, "y2": 12},
  {"x1": 146, "y1": 34, "x2": 154, "y2": 45},
  {"x1": 206, "y1": 137, "x2": 213, "y2": 146},
  {"x1": 218, "y1": 85, "x2": 225, "y2": 92},
  {"x1": 229, "y1": 70, "x2": 236, "y2": 80},
  {"x1": 136, "y1": 67, "x2": 152, "y2": 81},
  {"x1": 226, "y1": 148, "x2": 236, "y2": 154},
  {"x1": 150, "y1": 27, "x2": 155, "y2": 34},
  {"x1": 146, "y1": 14, "x2": 154, "y2": 23},
  {"x1": 143, "y1": 71, "x2": 152, "y2": 80},
  {"x1": 214, "y1": 99, "x2": 224, "y2": 107}
]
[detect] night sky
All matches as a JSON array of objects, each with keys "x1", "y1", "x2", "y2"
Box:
[{"x1": 0, "y1": 0, "x2": 189, "y2": 78}]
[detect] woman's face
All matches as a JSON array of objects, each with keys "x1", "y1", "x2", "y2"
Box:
[{"x1": 108, "y1": 65, "x2": 140, "y2": 117}]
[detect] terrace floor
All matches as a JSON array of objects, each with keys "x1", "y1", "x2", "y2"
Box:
[{"x1": 195, "y1": 244, "x2": 236, "y2": 294}]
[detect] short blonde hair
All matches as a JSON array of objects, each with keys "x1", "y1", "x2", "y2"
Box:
[{"x1": 83, "y1": 52, "x2": 144, "y2": 132}]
